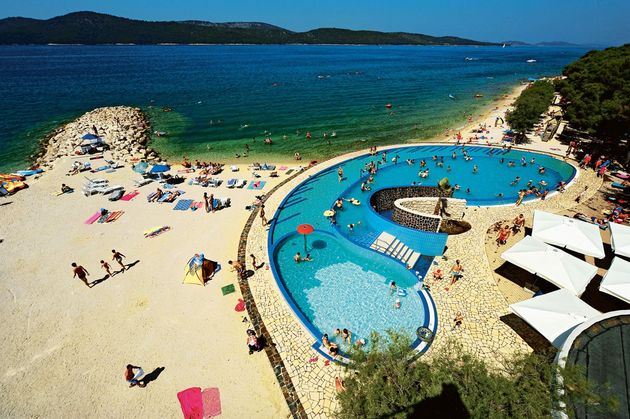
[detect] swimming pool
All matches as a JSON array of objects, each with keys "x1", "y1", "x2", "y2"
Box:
[
  {"x1": 273, "y1": 231, "x2": 429, "y2": 348},
  {"x1": 268, "y1": 145, "x2": 576, "y2": 351}
]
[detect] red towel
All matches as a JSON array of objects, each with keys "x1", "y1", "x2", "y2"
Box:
[
  {"x1": 234, "y1": 298, "x2": 245, "y2": 312},
  {"x1": 120, "y1": 190, "x2": 140, "y2": 201},
  {"x1": 202, "y1": 387, "x2": 222, "y2": 418},
  {"x1": 177, "y1": 387, "x2": 204, "y2": 419}
]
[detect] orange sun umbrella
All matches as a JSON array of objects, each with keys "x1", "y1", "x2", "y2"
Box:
[{"x1": 296, "y1": 223, "x2": 314, "y2": 252}]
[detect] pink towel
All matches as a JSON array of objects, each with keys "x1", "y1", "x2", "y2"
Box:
[
  {"x1": 177, "y1": 387, "x2": 204, "y2": 419},
  {"x1": 202, "y1": 387, "x2": 221, "y2": 419},
  {"x1": 120, "y1": 190, "x2": 140, "y2": 201},
  {"x1": 84, "y1": 211, "x2": 101, "y2": 225},
  {"x1": 279, "y1": 166, "x2": 288, "y2": 170}
]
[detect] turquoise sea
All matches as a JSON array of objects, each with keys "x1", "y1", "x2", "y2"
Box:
[{"x1": 0, "y1": 45, "x2": 590, "y2": 171}]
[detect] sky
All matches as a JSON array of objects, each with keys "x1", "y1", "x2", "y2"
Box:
[{"x1": 1, "y1": 0, "x2": 629, "y2": 45}]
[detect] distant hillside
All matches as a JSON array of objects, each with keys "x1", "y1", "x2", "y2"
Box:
[
  {"x1": 0, "y1": 11, "x2": 497, "y2": 46},
  {"x1": 502, "y1": 40, "x2": 582, "y2": 47}
]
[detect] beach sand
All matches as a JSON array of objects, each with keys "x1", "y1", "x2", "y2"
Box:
[
  {"x1": 0, "y1": 82, "x2": 570, "y2": 418},
  {"x1": 0, "y1": 159, "x2": 292, "y2": 418}
]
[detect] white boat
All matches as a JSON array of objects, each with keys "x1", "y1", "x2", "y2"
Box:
[{"x1": 526, "y1": 59, "x2": 537, "y2": 63}]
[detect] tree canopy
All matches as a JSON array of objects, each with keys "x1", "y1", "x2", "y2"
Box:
[
  {"x1": 336, "y1": 331, "x2": 617, "y2": 419},
  {"x1": 555, "y1": 44, "x2": 630, "y2": 147},
  {"x1": 506, "y1": 80, "x2": 555, "y2": 138}
]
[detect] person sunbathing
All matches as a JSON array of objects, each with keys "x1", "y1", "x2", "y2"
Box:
[
  {"x1": 432, "y1": 269, "x2": 444, "y2": 281},
  {"x1": 164, "y1": 191, "x2": 180, "y2": 203},
  {"x1": 150, "y1": 188, "x2": 163, "y2": 202}
]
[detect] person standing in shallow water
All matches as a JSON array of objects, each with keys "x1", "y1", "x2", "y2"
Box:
[{"x1": 337, "y1": 166, "x2": 344, "y2": 182}]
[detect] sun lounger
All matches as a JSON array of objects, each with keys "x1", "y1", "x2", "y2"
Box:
[
  {"x1": 230, "y1": 165, "x2": 239, "y2": 172},
  {"x1": 236, "y1": 179, "x2": 247, "y2": 188},
  {"x1": 108, "y1": 189, "x2": 125, "y2": 201},
  {"x1": 133, "y1": 178, "x2": 154, "y2": 188},
  {"x1": 260, "y1": 164, "x2": 276, "y2": 170},
  {"x1": 207, "y1": 178, "x2": 222, "y2": 187},
  {"x1": 83, "y1": 177, "x2": 108, "y2": 185},
  {"x1": 101, "y1": 185, "x2": 124, "y2": 195},
  {"x1": 226, "y1": 179, "x2": 237, "y2": 188},
  {"x1": 213, "y1": 197, "x2": 231, "y2": 208}
]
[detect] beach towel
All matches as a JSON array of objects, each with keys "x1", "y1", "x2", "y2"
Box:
[
  {"x1": 84, "y1": 211, "x2": 102, "y2": 225},
  {"x1": 221, "y1": 284, "x2": 235, "y2": 296},
  {"x1": 202, "y1": 387, "x2": 222, "y2": 419},
  {"x1": 247, "y1": 180, "x2": 266, "y2": 190},
  {"x1": 158, "y1": 192, "x2": 172, "y2": 203},
  {"x1": 147, "y1": 192, "x2": 157, "y2": 202},
  {"x1": 144, "y1": 225, "x2": 171, "y2": 238},
  {"x1": 177, "y1": 387, "x2": 204, "y2": 419},
  {"x1": 174, "y1": 199, "x2": 193, "y2": 211},
  {"x1": 120, "y1": 191, "x2": 140, "y2": 201},
  {"x1": 91, "y1": 165, "x2": 111, "y2": 172},
  {"x1": 285, "y1": 169, "x2": 294, "y2": 175},
  {"x1": 97, "y1": 212, "x2": 110, "y2": 223},
  {"x1": 612, "y1": 182, "x2": 629, "y2": 190},
  {"x1": 106, "y1": 211, "x2": 124, "y2": 222},
  {"x1": 226, "y1": 179, "x2": 237, "y2": 188},
  {"x1": 189, "y1": 202, "x2": 204, "y2": 211},
  {"x1": 279, "y1": 166, "x2": 288, "y2": 170},
  {"x1": 235, "y1": 298, "x2": 246, "y2": 312}
]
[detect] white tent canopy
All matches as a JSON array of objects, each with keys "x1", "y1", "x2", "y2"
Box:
[
  {"x1": 532, "y1": 210, "x2": 605, "y2": 259},
  {"x1": 609, "y1": 222, "x2": 630, "y2": 258},
  {"x1": 501, "y1": 235, "x2": 597, "y2": 296},
  {"x1": 599, "y1": 257, "x2": 630, "y2": 304},
  {"x1": 509, "y1": 289, "x2": 600, "y2": 348}
]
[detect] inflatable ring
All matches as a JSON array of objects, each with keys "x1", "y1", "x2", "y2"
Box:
[{"x1": 416, "y1": 326, "x2": 433, "y2": 343}]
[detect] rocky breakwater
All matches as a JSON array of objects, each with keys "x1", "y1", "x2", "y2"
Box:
[{"x1": 36, "y1": 106, "x2": 160, "y2": 168}]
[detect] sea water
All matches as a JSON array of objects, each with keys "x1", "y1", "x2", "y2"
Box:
[{"x1": 0, "y1": 44, "x2": 590, "y2": 171}]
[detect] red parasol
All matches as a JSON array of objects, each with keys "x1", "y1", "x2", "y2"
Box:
[{"x1": 296, "y1": 223, "x2": 314, "y2": 251}]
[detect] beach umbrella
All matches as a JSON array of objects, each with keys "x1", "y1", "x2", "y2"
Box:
[
  {"x1": 132, "y1": 161, "x2": 149, "y2": 174},
  {"x1": 609, "y1": 222, "x2": 630, "y2": 258},
  {"x1": 532, "y1": 210, "x2": 605, "y2": 259},
  {"x1": 149, "y1": 164, "x2": 171, "y2": 173},
  {"x1": 296, "y1": 223, "x2": 314, "y2": 252},
  {"x1": 599, "y1": 257, "x2": 630, "y2": 304},
  {"x1": 501, "y1": 235, "x2": 597, "y2": 296},
  {"x1": 509, "y1": 289, "x2": 600, "y2": 348}
]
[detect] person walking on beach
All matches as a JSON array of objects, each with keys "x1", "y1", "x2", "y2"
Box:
[
  {"x1": 203, "y1": 192, "x2": 210, "y2": 213},
  {"x1": 112, "y1": 249, "x2": 126, "y2": 272},
  {"x1": 259, "y1": 205, "x2": 268, "y2": 226},
  {"x1": 72, "y1": 263, "x2": 90, "y2": 288},
  {"x1": 209, "y1": 193, "x2": 215, "y2": 213},
  {"x1": 100, "y1": 260, "x2": 113, "y2": 277},
  {"x1": 124, "y1": 364, "x2": 146, "y2": 388},
  {"x1": 228, "y1": 260, "x2": 244, "y2": 279}
]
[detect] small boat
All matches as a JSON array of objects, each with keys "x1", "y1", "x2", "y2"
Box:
[
  {"x1": 385, "y1": 103, "x2": 393, "y2": 109},
  {"x1": 448, "y1": 94, "x2": 455, "y2": 100},
  {"x1": 526, "y1": 59, "x2": 536, "y2": 63},
  {"x1": 474, "y1": 94, "x2": 484, "y2": 98},
  {"x1": 15, "y1": 168, "x2": 43, "y2": 177},
  {"x1": 154, "y1": 131, "x2": 167, "y2": 137}
]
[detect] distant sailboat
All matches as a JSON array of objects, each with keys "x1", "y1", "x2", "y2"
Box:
[
  {"x1": 502, "y1": 43, "x2": 506, "y2": 48},
  {"x1": 448, "y1": 94, "x2": 455, "y2": 99}
]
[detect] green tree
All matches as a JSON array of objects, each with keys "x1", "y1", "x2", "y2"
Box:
[
  {"x1": 555, "y1": 44, "x2": 630, "y2": 157},
  {"x1": 506, "y1": 81, "x2": 555, "y2": 141},
  {"x1": 337, "y1": 331, "x2": 617, "y2": 419}
]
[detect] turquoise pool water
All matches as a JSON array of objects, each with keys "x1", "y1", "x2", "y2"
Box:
[
  {"x1": 269, "y1": 144, "x2": 576, "y2": 347},
  {"x1": 274, "y1": 232, "x2": 426, "y2": 347}
]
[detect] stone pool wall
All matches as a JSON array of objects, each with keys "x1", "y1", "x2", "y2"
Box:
[
  {"x1": 392, "y1": 205, "x2": 441, "y2": 232},
  {"x1": 370, "y1": 186, "x2": 447, "y2": 212},
  {"x1": 398, "y1": 198, "x2": 467, "y2": 220}
]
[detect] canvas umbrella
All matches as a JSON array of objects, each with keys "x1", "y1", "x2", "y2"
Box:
[
  {"x1": 509, "y1": 289, "x2": 600, "y2": 348},
  {"x1": 609, "y1": 222, "x2": 630, "y2": 258},
  {"x1": 501, "y1": 235, "x2": 597, "y2": 296},
  {"x1": 532, "y1": 210, "x2": 605, "y2": 259},
  {"x1": 149, "y1": 164, "x2": 171, "y2": 173},
  {"x1": 599, "y1": 256, "x2": 630, "y2": 304},
  {"x1": 132, "y1": 161, "x2": 149, "y2": 174},
  {"x1": 296, "y1": 224, "x2": 314, "y2": 252}
]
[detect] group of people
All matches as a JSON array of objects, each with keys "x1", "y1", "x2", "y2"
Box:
[
  {"x1": 321, "y1": 327, "x2": 364, "y2": 357},
  {"x1": 71, "y1": 249, "x2": 128, "y2": 288}
]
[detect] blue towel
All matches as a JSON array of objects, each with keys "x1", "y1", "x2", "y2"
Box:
[{"x1": 173, "y1": 199, "x2": 193, "y2": 211}]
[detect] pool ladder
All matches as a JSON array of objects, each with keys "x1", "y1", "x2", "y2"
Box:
[{"x1": 370, "y1": 231, "x2": 421, "y2": 269}]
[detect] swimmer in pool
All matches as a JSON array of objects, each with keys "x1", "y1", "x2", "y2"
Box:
[
  {"x1": 390, "y1": 281, "x2": 397, "y2": 294},
  {"x1": 394, "y1": 299, "x2": 401, "y2": 309}
]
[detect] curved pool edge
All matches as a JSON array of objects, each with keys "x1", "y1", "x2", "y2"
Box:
[{"x1": 267, "y1": 229, "x2": 440, "y2": 362}]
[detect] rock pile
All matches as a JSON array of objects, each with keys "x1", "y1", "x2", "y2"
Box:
[{"x1": 36, "y1": 106, "x2": 160, "y2": 168}]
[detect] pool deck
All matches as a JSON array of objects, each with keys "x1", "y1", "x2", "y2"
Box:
[{"x1": 242, "y1": 143, "x2": 603, "y2": 418}]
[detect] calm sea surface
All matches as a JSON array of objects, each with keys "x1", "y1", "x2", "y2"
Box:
[{"x1": 0, "y1": 45, "x2": 590, "y2": 171}]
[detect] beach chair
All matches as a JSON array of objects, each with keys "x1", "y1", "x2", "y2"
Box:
[
  {"x1": 226, "y1": 179, "x2": 237, "y2": 188},
  {"x1": 133, "y1": 178, "x2": 153, "y2": 188},
  {"x1": 214, "y1": 197, "x2": 231, "y2": 208},
  {"x1": 82, "y1": 181, "x2": 110, "y2": 196},
  {"x1": 83, "y1": 177, "x2": 108, "y2": 185},
  {"x1": 100, "y1": 185, "x2": 124, "y2": 195},
  {"x1": 251, "y1": 171, "x2": 261, "y2": 178},
  {"x1": 207, "y1": 178, "x2": 222, "y2": 188},
  {"x1": 236, "y1": 179, "x2": 247, "y2": 188},
  {"x1": 230, "y1": 165, "x2": 239, "y2": 172}
]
